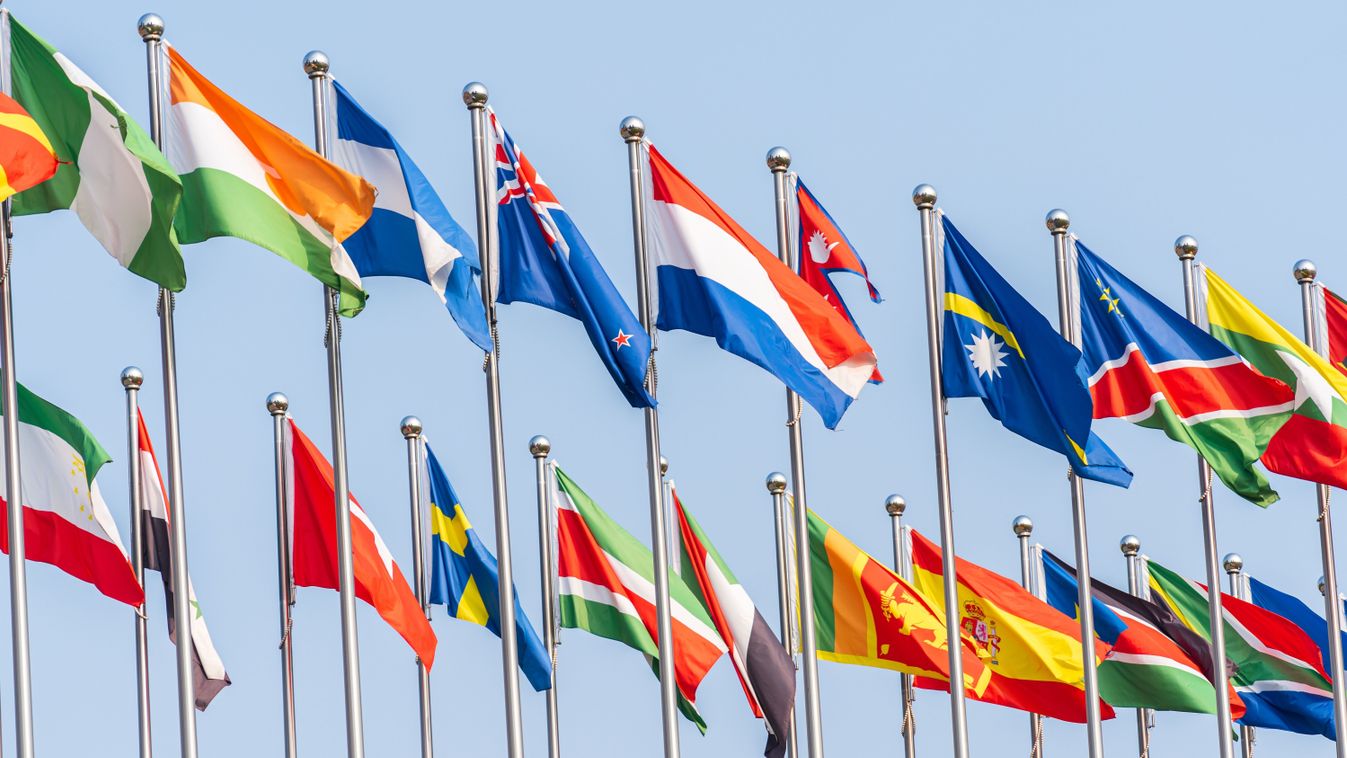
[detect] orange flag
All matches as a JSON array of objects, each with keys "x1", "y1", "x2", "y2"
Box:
[{"x1": 0, "y1": 92, "x2": 56, "y2": 201}]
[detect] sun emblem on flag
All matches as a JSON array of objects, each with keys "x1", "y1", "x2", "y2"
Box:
[
  {"x1": 965, "y1": 331, "x2": 1009, "y2": 379},
  {"x1": 807, "y1": 230, "x2": 838, "y2": 264},
  {"x1": 611, "y1": 330, "x2": 633, "y2": 350}
]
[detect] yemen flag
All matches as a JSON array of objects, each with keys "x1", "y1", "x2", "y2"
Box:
[
  {"x1": 0, "y1": 91, "x2": 55, "y2": 201},
  {"x1": 909, "y1": 528, "x2": 1115, "y2": 722},
  {"x1": 136, "y1": 410, "x2": 230, "y2": 709},
  {"x1": 554, "y1": 466, "x2": 726, "y2": 730},
  {"x1": 6, "y1": 12, "x2": 184, "y2": 290},
  {"x1": 165, "y1": 45, "x2": 374, "y2": 316},
  {"x1": 1204, "y1": 267, "x2": 1347, "y2": 489}
]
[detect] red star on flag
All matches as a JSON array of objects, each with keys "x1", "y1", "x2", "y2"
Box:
[{"x1": 611, "y1": 330, "x2": 633, "y2": 349}]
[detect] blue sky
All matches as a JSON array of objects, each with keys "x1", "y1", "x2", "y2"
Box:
[{"x1": 2, "y1": 1, "x2": 1345, "y2": 756}]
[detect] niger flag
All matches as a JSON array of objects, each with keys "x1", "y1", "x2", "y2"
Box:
[
  {"x1": 909, "y1": 528, "x2": 1115, "y2": 722},
  {"x1": 0, "y1": 91, "x2": 55, "y2": 201}
]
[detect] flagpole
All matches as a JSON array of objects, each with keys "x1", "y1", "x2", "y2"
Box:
[
  {"x1": 911, "y1": 183, "x2": 971, "y2": 758},
  {"x1": 301, "y1": 51, "x2": 366, "y2": 758},
  {"x1": 1045, "y1": 211, "x2": 1105, "y2": 757},
  {"x1": 463, "y1": 82, "x2": 527, "y2": 758},
  {"x1": 619, "y1": 115, "x2": 681, "y2": 758},
  {"x1": 1222, "y1": 554, "x2": 1255, "y2": 758},
  {"x1": 1120, "y1": 535, "x2": 1152, "y2": 758},
  {"x1": 123, "y1": 367, "x2": 154, "y2": 758},
  {"x1": 530, "y1": 435, "x2": 562, "y2": 758},
  {"x1": 266, "y1": 393, "x2": 298, "y2": 758},
  {"x1": 1174, "y1": 234, "x2": 1236, "y2": 758},
  {"x1": 400, "y1": 417, "x2": 434, "y2": 758},
  {"x1": 765, "y1": 473, "x2": 799, "y2": 758},
  {"x1": 1010, "y1": 517, "x2": 1044, "y2": 758},
  {"x1": 136, "y1": 17, "x2": 199, "y2": 758},
  {"x1": 886, "y1": 496, "x2": 917, "y2": 758}
]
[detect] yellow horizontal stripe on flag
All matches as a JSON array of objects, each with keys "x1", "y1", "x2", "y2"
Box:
[
  {"x1": 825, "y1": 527, "x2": 877, "y2": 658},
  {"x1": 0, "y1": 112, "x2": 53, "y2": 155}
]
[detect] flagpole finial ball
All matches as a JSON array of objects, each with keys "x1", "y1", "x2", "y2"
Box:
[
  {"x1": 1045, "y1": 209, "x2": 1070, "y2": 234},
  {"x1": 765, "y1": 147, "x2": 792, "y2": 172},
  {"x1": 1174, "y1": 235, "x2": 1199, "y2": 260},
  {"x1": 1293, "y1": 259, "x2": 1318, "y2": 283},
  {"x1": 659, "y1": 456, "x2": 669, "y2": 476},
  {"x1": 1222, "y1": 553, "x2": 1244, "y2": 574},
  {"x1": 302, "y1": 51, "x2": 329, "y2": 78},
  {"x1": 265, "y1": 392, "x2": 289, "y2": 416},
  {"x1": 911, "y1": 184, "x2": 937, "y2": 209},
  {"x1": 765, "y1": 472, "x2": 788, "y2": 495},
  {"x1": 1119, "y1": 534, "x2": 1141, "y2": 556},
  {"x1": 1320, "y1": 576, "x2": 1327, "y2": 596},
  {"x1": 529, "y1": 435, "x2": 551, "y2": 458},
  {"x1": 400, "y1": 416, "x2": 422, "y2": 439},
  {"x1": 462, "y1": 82, "x2": 488, "y2": 109},
  {"x1": 619, "y1": 116, "x2": 646, "y2": 143},
  {"x1": 120, "y1": 366, "x2": 144, "y2": 389},
  {"x1": 884, "y1": 494, "x2": 906, "y2": 516},
  {"x1": 1011, "y1": 515, "x2": 1033, "y2": 537},
  {"x1": 136, "y1": 14, "x2": 164, "y2": 41}
]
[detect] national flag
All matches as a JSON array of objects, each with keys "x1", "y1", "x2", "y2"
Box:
[
  {"x1": 1041, "y1": 549, "x2": 1242, "y2": 716},
  {"x1": 424, "y1": 442, "x2": 550, "y2": 691},
  {"x1": 1204, "y1": 267, "x2": 1347, "y2": 490},
  {"x1": 1323, "y1": 286, "x2": 1347, "y2": 378},
  {"x1": 1148, "y1": 559, "x2": 1334, "y2": 737},
  {"x1": 643, "y1": 143, "x2": 876, "y2": 429},
  {"x1": 794, "y1": 177, "x2": 882, "y2": 383},
  {"x1": 135, "y1": 410, "x2": 230, "y2": 709},
  {"x1": 554, "y1": 465, "x2": 726, "y2": 730},
  {"x1": 1076, "y1": 241, "x2": 1294, "y2": 505},
  {"x1": 674, "y1": 488, "x2": 796, "y2": 757},
  {"x1": 330, "y1": 81, "x2": 490, "y2": 349},
  {"x1": 0, "y1": 91, "x2": 56, "y2": 201},
  {"x1": 1248, "y1": 575, "x2": 1347, "y2": 718},
  {"x1": 940, "y1": 216, "x2": 1132, "y2": 486},
  {"x1": 165, "y1": 45, "x2": 374, "y2": 316},
  {"x1": 0, "y1": 383, "x2": 141, "y2": 606},
  {"x1": 908, "y1": 528, "x2": 1115, "y2": 722},
  {"x1": 287, "y1": 419, "x2": 436, "y2": 669},
  {"x1": 492, "y1": 109, "x2": 654, "y2": 407},
  {"x1": 6, "y1": 12, "x2": 184, "y2": 290}
]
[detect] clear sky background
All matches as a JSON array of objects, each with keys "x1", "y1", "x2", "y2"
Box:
[{"x1": 0, "y1": 1, "x2": 1343, "y2": 756}]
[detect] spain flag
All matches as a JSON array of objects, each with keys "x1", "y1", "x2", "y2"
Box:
[{"x1": 0, "y1": 92, "x2": 55, "y2": 201}]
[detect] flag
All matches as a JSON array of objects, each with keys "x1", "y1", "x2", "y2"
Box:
[
  {"x1": 491, "y1": 109, "x2": 654, "y2": 407},
  {"x1": 1148, "y1": 559, "x2": 1334, "y2": 737},
  {"x1": 1076, "y1": 241, "x2": 1293, "y2": 505},
  {"x1": 288, "y1": 419, "x2": 436, "y2": 669},
  {"x1": 908, "y1": 527, "x2": 1115, "y2": 722},
  {"x1": 0, "y1": 383, "x2": 141, "y2": 606},
  {"x1": 165, "y1": 45, "x2": 374, "y2": 316},
  {"x1": 643, "y1": 143, "x2": 876, "y2": 429},
  {"x1": 940, "y1": 216, "x2": 1132, "y2": 486},
  {"x1": 135, "y1": 410, "x2": 230, "y2": 709},
  {"x1": 330, "y1": 81, "x2": 490, "y2": 349},
  {"x1": 1204, "y1": 267, "x2": 1347, "y2": 489},
  {"x1": 1323, "y1": 285, "x2": 1347, "y2": 377},
  {"x1": 424, "y1": 442, "x2": 550, "y2": 691},
  {"x1": 794, "y1": 177, "x2": 882, "y2": 383},
  {"x1": 554, "y1": 465, "x2": 726, "y2": 730},
  {"x1": 7, "y1": 13, "x2": 184, "y2": 290},
  {"x1": 1041, "y1": 549, "x2": 1242, "y2": 716},
  {"x1": 0, "y1": 91, "x2": 55, "y2": 201},
  {"x1": 1248, "y1": 575, "x2": 1347, "y2": 713},
  {"x1": 674, "y1": 488, "x2": 796, "y2": 757}
]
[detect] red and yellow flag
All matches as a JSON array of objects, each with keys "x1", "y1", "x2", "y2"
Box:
[{"x1": 0, "y1": 92, "x2": 56, "y2": 201}]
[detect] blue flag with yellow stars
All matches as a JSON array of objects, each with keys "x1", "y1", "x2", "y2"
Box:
[
  {"x1": 425, "y1": 442, "x2": 552, "y2": 691},
  {"x1": 939, "y1": 216, "x2": 1132, "y2": 487}
]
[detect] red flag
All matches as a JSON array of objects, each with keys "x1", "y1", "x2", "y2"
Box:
[
  {"x1": 1324, "y1": 286, "x2": 1347, "y2": 378},
  {"x1": 288, "y1": 419, "x2": 436, "y2": 669}
]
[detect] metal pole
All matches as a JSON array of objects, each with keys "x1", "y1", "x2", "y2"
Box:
[
  {"x1": 1121, "y1": 535, "x2": 1152, "y2": 758},
  {"x1": 401, "y1": 417, "x2": 434, "y2": 758},
  {"x1": 1046, "y1": 211, "x2": 1104, "y2": 757},
  {"x1": 765, "y1": 473, "x2": 799, "y2": 758},
  {"x1": 302, "y1": 51, "x2": 366, "y2": 758},
  {"x1": 1012, "y1": 517, "x2": 1044, "y2": 758},
  {"x1": 266, "y1": 394, "x2": 298, "y2": 758},
  {"x1": 530, "y1": 435, "x2": 562, "y2": 758},
  {"x1": 463, "y1": 81, "x2": 526, "y2": 757},
  {"x1": 1173, "y1": 235, "x2": 1236, "y2": 758},
  {"x1": 123, "y1": 368, "x2": 153, "y2": 758},
  {"x1": 1223, "y1": 554, "x2": 1255, "y2": 758},
  {"x1": 911, "y1": 184, "x2": 971, "y2": 758},
  {"x1": 137, "y1": 16, "x2": 197, "y2": 758},
  {"x1": 886, "y1": 496, "x2": 917, "y2": 758},
  {"x1": 619, "y1": 115, "x2": 681, "y2": 758}
]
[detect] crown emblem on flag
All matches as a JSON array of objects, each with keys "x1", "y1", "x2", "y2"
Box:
[{"x1": 960, "y1": 602, "x2": 1002, "y2": 665}]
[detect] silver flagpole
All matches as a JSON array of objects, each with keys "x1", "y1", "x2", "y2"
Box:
[
  {"x1": 1292, "y1": 260, "x2": 1347, "y2": 757},
  {"x1": 619, "y1": 115, "x2": 680, "y2": 758},
  {"x1": 266, "y1": 393, "x2": 298, "y2": 758},
  {"x1": 1011, "y1": 517, "x2": 1043, "y2": 758},
  {"x1": 767, "y1": 146, "x2": 826, "y2": 758},
  {"x1": 400, "y1": 417, "x2": 434, "y2": 758},
  {"x1": 911, "y1": 183, "x2": 971, "y2": 758},
  {"x1": 765, "y1": 473, "x2": 799, "y2": 758},
  {"x1": 1223, "y1": 554, "x2": 1255, "y2": 758},
  {"x1": 302, "y1": 51, "x2": 366, "y2": 758},
  {"x1": 1046, "y1": 211, "x2": 1104, "y2": 757},
  {"x1": 137, "y1": 16, "x2": 198, "y2": 758},
  {"x1": 1174, "y1": 235, "x2": 1236, "y2": 758},
  {"x1": 530, "y1": 435, "x2": 562, "y2": 758},
  {"x1": 123, "y1": 367, "x2": 153, "y2": 758},
  {"x1": 886, "y1": 496, "x2": 917, "y2": 758},
  {"x1": 462, "y1": 81, "x2": 526, "y2": 757},
  {"x1": 1120, "y1": 535, "x2": 1151, "y2": 758}
]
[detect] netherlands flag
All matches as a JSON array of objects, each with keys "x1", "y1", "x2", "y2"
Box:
[{"x1": 643, "y1": 143, "x2": 876, "y2": 429}]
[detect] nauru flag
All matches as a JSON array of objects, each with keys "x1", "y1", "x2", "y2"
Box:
[{"x1": 643, "y1": 144, "x2": 876, "y2": 429}]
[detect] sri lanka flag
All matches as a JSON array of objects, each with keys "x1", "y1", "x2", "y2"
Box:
[{"x1": 643, "y1": 143, "x2": 876, "y2": 428}]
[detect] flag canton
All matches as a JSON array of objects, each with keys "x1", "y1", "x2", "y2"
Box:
[{"x1": 492, "y1": 111, "x2": 567, "y2": 253}]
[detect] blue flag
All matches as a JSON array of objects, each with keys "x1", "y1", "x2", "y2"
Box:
[
  {"x1": 940, "y1": 216, "x2": 1132, "y2": 487},
  {"x1": 425, "y1": 443, "x2": 551, "y2": 692},
  {"x1": 331, "y1": 82, "x2": 491, "y2": 351},
  {"x1": 489, "y1": 108, "x2": 655, "y2": 408},
  {"x1": 1250, "y1": 576, "x2": 1347, "y2": 691}
]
